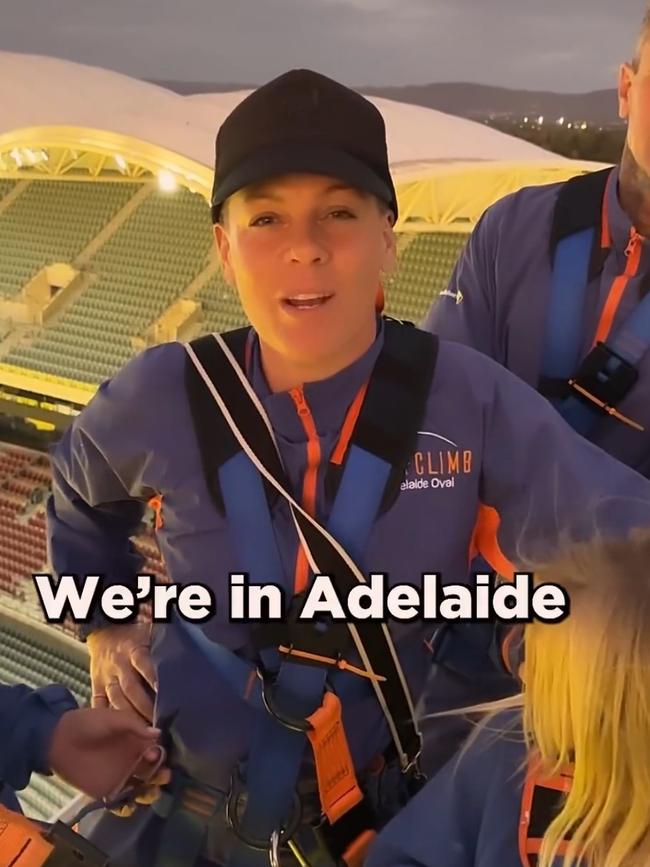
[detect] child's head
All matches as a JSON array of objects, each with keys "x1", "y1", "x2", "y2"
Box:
[{"x1": 521, "y1": 528, "x2": 650, "y2": 867}]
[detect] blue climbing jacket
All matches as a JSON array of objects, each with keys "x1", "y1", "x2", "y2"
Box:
[
  {"x1": 0, "y1": 682, "x2": 77, "y2": 810},
  {"x1": 46, "y1": 318, "x2": 650, "y2": 866},
  {"x1": 365, "y1": 710, "x2": 532, "y2": 867},
  {"x1": 426, "y1": 165, "x2": 650, "y2": 476}
]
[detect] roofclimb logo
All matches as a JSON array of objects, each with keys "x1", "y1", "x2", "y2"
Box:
[
  {"x1": 439, "y1": 288, "x2": 463, "y2": 304},
  {"x1": 401, "y1": 432, "x2": 473, "y2": 492}
]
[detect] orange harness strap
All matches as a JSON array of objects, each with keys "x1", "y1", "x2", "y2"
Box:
[
  {"x1": 518, "y1": 755, "x2": 573, "y2": 867},
  {"x1": 305, "y1": 692, "x2": 364, "y2": 826},
  {"x1": 0, "y1": 804, "x2": 53, "y2": 867}
]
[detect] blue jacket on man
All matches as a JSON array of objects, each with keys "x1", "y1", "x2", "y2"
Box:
[
  {"x1": 0, "y1": 682, "x2": 76, "y2": 808},
  {"x1": 426, "y1": 166, "x2": 650, "y2": 477}
]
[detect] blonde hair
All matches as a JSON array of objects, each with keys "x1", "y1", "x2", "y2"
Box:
[
  {"x1": 441, "y1": 529, "x2": 650, "y2": 867},
  {"x1": 524, "y1": 529, "x2": 650, "y2": 867}
]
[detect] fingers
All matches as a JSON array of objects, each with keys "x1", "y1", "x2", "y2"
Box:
[
  {"x1": 118, "y1": 669, "x2": 155, "y2": 722},
  {"x1": 130, "y1": 645, "x2": 157, "y2": 693},
  {"x1": 103, "y1": 712, "x2": 161, "y2": 742},
  {"x1": 90, "y1": 666, "x2": 109, "y2": 708},
  {"x1": 105, "y1": 679, "x2": 135, "y2": 714},
  {"x1": 142, "y1": 743, "x2": 164, "y2": 761}
]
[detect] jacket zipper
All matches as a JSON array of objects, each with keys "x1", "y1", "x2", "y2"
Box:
[
  {"x1": 289, "y1": 386, "x2": 321, "y2": 594},
  {"x1": 592, "y1": 227, "x2": 643, "y2": 346}
]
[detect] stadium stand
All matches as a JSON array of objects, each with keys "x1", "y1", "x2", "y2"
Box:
[
  {"x1": 0, "y1": 438, "x2": 167, "y2": 818},
  {"x1": 0, "y1": 178, "x2": 468, "y2": 387},
  {"x1": 0, "y1": 180, "x2": 139, "y2": 299},
  {"x1": 0, "y1": 180, "x2": 16, "y2": 202},
  {"x1": 385, "y1": 232, "x2": 469, "y2": 323},
  {"x1": 5, "y1": 183, "x2": 214, "y2": 383},
  {"x1": 0, "y1": 440, "x2": 166, "y2": 616},
  {"x1": 195, "y1": 268, "x2": 247, "y2": 333}
]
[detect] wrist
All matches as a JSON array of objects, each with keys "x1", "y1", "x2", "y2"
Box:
[{"x1": 29, "y1": 686, "x2": 78, "y2": 777}]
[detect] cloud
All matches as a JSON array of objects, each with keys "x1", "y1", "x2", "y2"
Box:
[{"x1": 0, "y1": 0, "x2": 645, "y2": 91}]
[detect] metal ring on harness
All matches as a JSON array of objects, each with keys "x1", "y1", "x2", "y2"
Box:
[
  {"x1": 226, "y1": 772, "x2": 303, "y2": 852},
  {"x1": 269, "y1": 830, "x2": 281, "y2": 867},
  {"x1": 257, "y1": 667, "x2": 315, "y2": 734}
]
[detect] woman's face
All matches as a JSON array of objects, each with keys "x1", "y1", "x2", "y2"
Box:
[{"x1": 214, "y1": 173, "x2": 396, "y2": 382}]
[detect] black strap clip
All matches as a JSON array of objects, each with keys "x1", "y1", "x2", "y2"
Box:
[{"x1": 569, "y1": 340, "x2": 638, "y2": 410}]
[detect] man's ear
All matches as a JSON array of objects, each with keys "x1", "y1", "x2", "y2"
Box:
[
  {"x1": 619, "y1": 62, "x2": 635, "y2": 120},
  {"x1": 213, "y1": 223, "x2": 235, "y2": 285}
]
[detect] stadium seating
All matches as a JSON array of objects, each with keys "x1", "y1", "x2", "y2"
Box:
[
  {"x1": 0, "y1": 438, "x2": 168, "y2": 818},
  {"x1": 0, "y1": 446, "x2": 48, "y2": 603},
  {"x1": 0, "y1": 177, "x2": 470, "y2": 386},
  {"x1": 7, "y1": 185, "x2": 215, "y2": 382},
  {"x1": 195, "y1": 269, "x2": 247, "y2": 334},
  {"x1": 0, "y1": 440, "x2": 167, "y2": 626},
  {"x1": 0, "y1": 180, "x2": 16, "y2": 202},
  {"x1": 0, "y1": 181, "x2": 139, "y2": 299},
  {"x1": 386, "y1": 232, "x2": 469, "y2": 323}
]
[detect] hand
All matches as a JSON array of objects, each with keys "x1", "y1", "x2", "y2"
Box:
[
  {"x1": 87, "y1": 623, "x2": 156, "y2": 723},
  {"x1": 48, "y1": 707, "x2": 170, "y2": 802}
]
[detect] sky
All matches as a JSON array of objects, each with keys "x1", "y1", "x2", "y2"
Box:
[{"x1": 0, "y1": 0, "x2": 646, "y2": 92}]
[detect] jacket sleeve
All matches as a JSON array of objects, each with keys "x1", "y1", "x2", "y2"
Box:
[
  {"x1": 471, "y1": 351, "x2": 650, "y2": 575},
  {"x1": 46, "y1": 343, "x2": 183, "y2": 637},
  {"x1": 0, "y1": 683, "x2": 77, "y2": 792},
  {"x1": 422, "y1": 205, "x2": 501, "y2": 361},
  {"x1": 365, "y1": 753, "x2": 478, "y2": 867},
  {"x1": 366, "y1": 713, "x2": 524, "y2": 867}
]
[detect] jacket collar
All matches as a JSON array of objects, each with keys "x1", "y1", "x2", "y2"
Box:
[
  {"x1": 607, "y1": 164, "x2": 650, "y2": 265},
  {"x1": 246, "y1": 317, "x2": 385, "y2": 442}
]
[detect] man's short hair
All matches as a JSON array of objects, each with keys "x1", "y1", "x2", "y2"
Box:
[{"x1": 632, "y1": 4, "x2": 650, "y2": 70}]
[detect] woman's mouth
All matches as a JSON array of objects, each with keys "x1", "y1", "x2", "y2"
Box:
[{"x1": 282, "y1": 293, "x2": 334, "y2": 310}]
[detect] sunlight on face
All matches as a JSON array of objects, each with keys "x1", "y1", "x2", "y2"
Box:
[
  {"x1": 620, "y1": 38, "x2": 650, "y2": 176},
  {"x1": 213, "y1": 173, "x2": 396, "y2": 384}
]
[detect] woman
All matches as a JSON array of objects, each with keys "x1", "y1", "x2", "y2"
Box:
[
  {"x1": 46, "y1": 69, "x2": 650, "y2": 867},
  {"x1": 367, "y1": 529, "x2": 650, "y2": 867}
]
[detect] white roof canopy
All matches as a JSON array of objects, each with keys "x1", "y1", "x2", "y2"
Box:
[{"x1": 0, "y1": 51, "x2": 565, "y2": 169}]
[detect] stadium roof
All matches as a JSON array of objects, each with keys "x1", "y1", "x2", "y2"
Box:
[
  {"x1": 0, "y1": 50, "x2": 608, "y2": 229},
  {"x1": 1, "y1": 51, "x2": 562, "y2": 166}
]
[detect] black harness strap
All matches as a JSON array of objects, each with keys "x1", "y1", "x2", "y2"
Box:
[
  {"x1": 538, "y1": 167, "x2": 614, "y2": 402},
  {"x1": 184, "y1": 319, "x2": 438, "y2": 768},
  {"x1": 332, "y1": 319, "x2": 437, "y2": 514}
]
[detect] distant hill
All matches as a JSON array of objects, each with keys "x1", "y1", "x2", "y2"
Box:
[
  {"x1": 152, "y1": 80, "x2": 254, "y2": 94},
  {"x1": 360, "y1": 83, "x2": 621, "y2": 127},
  {"x1": 150, "y1": 79, "x2": 623, "y2": 127}
]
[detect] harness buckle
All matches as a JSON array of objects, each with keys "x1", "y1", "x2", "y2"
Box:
[
  {"x1": 257, "y1": 667, "x2": 365, "y2": 827},
  {"x1": 257, "y1": 667, "x2": 315, "y2": 734},
  {"x1": 569, "y1": 341, "x2": 638, "y2": 410},
  {"x1": 226, "y1": 770, "x2": 303, "y2": 853}
]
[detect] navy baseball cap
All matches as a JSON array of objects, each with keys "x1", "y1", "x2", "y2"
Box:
[{"x1": 210, "y1": 69, "x2": 398, "y2": 222}]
